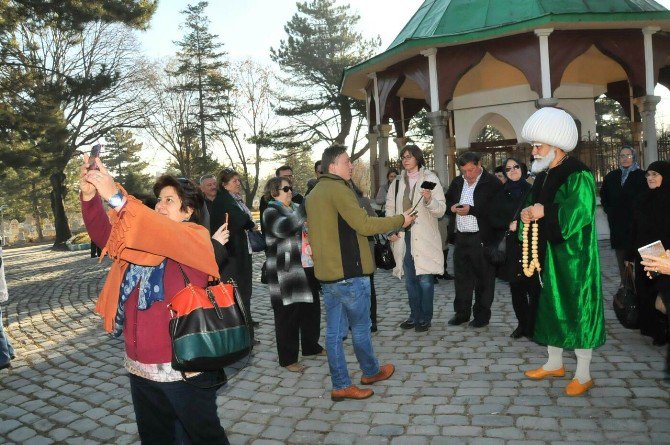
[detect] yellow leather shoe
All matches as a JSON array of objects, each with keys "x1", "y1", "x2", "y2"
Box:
[
  {"x1": 565, "y1": 378, "x2": 594, "y2": 396},
  {"x1": 524, "y1": 366, "x2": 565, "y2": 380}
]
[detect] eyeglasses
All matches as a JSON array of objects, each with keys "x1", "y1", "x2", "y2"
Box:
[
  {"x1": 531, "y1": 143, "x2": 543, "y2": 149},
  {"x1": 619, "y1": 154, "x2": 633, "y2": 159},
  {"x1": 281, "y1": 186, "x2": 293, "y2": 193},
  {"x1": 401, "y1": 155, "x2": 414, "y2": 160},
  {"x1": 505, "y1": 165, "x2": 521, "y2": 172}
]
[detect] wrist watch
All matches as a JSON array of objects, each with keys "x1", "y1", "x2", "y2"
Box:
[{"x1": 107, "y1": 190, "x2": 124, "y2": 208}]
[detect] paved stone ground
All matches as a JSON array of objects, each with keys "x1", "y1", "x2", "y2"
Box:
[{"x1": 1, "y1": 242, "x2": 669, "y2": 444}]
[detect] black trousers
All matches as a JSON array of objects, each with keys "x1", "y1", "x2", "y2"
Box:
[
  {"x1": 453, "y1": 232, "x2": 496, "y2": 322},
  {"x1": 509, "y1": 276, "x2": 541, "y2": 336},
  {"x1": 129, "y1": 373, "x2": 229, "y2": 445},
  {"x1": 271, "y1": 267, "x2": 323, "y2": 366}
]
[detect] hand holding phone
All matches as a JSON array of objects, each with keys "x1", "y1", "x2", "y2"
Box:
[
  {"x1": 420, "y1": 181, "x2": 437, "y2": 190},
  {"x1": 88, "y1": 144, "x2": 102, "y2": 170}
]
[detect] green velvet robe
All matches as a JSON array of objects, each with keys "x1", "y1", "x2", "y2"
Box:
[{"x1": 523, "y1": 158, "x2": 606, "y2": 349}]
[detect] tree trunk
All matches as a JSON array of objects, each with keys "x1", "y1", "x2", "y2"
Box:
[
  {"x1": 31, "y1": 181, "x2": 44, "y2": 242},
  {"x1": 49, "y1": 172, "x2": 71, "y2": 249}
]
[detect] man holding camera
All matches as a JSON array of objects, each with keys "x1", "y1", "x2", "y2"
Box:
[{"x1": 445, "y1": 151, "x2": 503, "y2": 328}]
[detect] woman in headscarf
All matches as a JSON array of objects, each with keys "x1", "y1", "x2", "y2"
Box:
[
  {"x1": 628, "y1": 160, "x2": 670, "y2": 346},
  {"x1": 489, "y1": 157, "x2": 535, "y2": 339},
  {"x1": 601, "y1": 147, "x2": 647, "y2": 286}
]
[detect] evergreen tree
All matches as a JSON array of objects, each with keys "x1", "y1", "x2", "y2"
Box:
[
  {"x1": 103, "y1": 129, "x2": 152, "y2": 196},
  {"x1": 595, "y1": 95, "x2": 632, "y2": 145},
  {"x1": 270, "y1": 0, "x2": 380, "y2": 154},
  {"x1": 170, "y1": 1, "x2": 232, "y2": 162}
]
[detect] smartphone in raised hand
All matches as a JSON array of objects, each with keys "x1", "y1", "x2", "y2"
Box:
[{"x1": 88, "y1": 144, "x2": 102, "y2": 170}]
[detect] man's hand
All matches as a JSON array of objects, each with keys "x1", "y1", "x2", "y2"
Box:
[
  {"x1": 421, "y1": 189, "x2": 432, "y2": 205},
  {"x1": 450, "y1": 204, "x2": 470, "y2": 216},
  {"x1": 388, "y1": 233, "x2": 400, "y2": 242},
  {"x1": 401, "y1": 210, "x2": 417, "y2": 228},
  {"x1": 531, "y1": 203, "x2": 545, "y2": 220},
  {"x1": 520, "y1": 206, "x2": 533, "y2": 224}
]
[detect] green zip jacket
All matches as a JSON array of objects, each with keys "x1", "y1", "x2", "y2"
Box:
[{"x1": 305, "y1": 174, "x2": 404, "y2": 283}]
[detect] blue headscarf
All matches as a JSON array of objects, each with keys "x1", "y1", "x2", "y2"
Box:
[{"x1": 619, "y1": 146, "x2": 640, "y2": 186}]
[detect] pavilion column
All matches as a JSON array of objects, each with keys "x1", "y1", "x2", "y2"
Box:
[
  {"x1": 534, "y1": 28, "x2": 558, "y2": 108},
  {"x1": 636, "y1": 26, "x2": 662, "y2": 167},
  {"x1": 421, "y1": 48, "x2": 450, "y2": 185},
  {"x1": 393, "y1": 137, "x2": 408, "y2": 157},
  {"x1": 376, "y1": 124, "x2": 392, "y2": 188},
  {"x1": 367, "y1": 132, "x2": 379, "y2": 194}
]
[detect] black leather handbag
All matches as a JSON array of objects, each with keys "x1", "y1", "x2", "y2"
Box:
[
  {"x1": 613, "y1": 263, "x2": 639, "y2": 329},
  {"x1": 374, "y1": 235, "x2": 396, "y2": 270},
  {"x1": 485, "y1": 233, "x2": 508, "y2": 265}
]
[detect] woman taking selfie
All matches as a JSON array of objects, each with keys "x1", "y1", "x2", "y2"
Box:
[{"x1": 80, "y1": 156, "x2": 230, "y2": 444}]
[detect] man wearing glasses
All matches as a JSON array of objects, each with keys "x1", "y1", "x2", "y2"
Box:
[
  {"x1": 600, "y1": 147, "x2": 647, "y2": 286},
  {"x1": 519, "y1": 107, "x2": 605, "y2": 397}
]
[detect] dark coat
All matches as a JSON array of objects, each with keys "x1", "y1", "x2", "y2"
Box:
[
  {"x1": 210, "y1": 189, "x2": 255, "y2": 300},
  {"x1": 445, "y1": 169, "x2": 503, "y2": 245},
  {"x1": 600, "y1": 168, "x2": 647, "y2": 249},
  {"x1": 488, "y1": 181, "x2": 532, "y2": 283},
  {"x1": 262, "y1": 201, "x2": 313, "y2": 306}
]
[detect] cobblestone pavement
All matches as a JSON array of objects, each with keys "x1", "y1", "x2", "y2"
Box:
[{"x1": 1, "y1": 242, "x2": 669, "y2": 445}]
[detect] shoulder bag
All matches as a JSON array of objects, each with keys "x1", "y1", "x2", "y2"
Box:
[
  {"x1": 374, "y1": 235, "x2": 396, "y2": 270},
  {"x1": 613, "y1": 262, "x2": 639, "y2": 329},
  {"x1": 169, "y1": 266, "x2": 253, "y2": 381}
]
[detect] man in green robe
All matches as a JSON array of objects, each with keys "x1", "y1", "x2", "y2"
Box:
[{"x1": 519, "y1": 107, "x2": 606, "y2": 396}]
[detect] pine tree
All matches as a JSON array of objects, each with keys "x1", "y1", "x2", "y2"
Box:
[
  {"x1": 103, "y1": 129, "x2": 152, "y2": 196},
  {"x1": 170, "y1": 1, "x2": 232, "y2": 162},
  {"x1": 270, "y1": 0, "x2": 380, "y2": 153}
]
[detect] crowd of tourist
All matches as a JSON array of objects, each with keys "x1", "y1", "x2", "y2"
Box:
[{"x1": 3, "y1": 106, "x2": 670, "y2": 443}]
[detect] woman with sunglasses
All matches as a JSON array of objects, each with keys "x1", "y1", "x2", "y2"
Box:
[
  {"x1": 489, "y1": 157, "x2": 535, "y2": 339},
  {"x1": 262, "y1": 177, "x2": 324, "y2": 372}
]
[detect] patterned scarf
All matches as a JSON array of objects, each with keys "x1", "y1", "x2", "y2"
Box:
[{"x1": 111, "y1": 260, "x2": 167, "y2": 338}]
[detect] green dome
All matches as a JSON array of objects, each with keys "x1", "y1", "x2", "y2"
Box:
[{"x1": 389, "y1": 0, "x2": 670, "y2": 50}]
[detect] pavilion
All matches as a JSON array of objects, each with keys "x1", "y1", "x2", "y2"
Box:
[{"x1": 340, "y1": 0, "x2": 670, "y2": 190}]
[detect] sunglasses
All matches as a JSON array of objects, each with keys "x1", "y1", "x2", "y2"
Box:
[
  {"x1": 281, "y1": 186, "x2": 293, "y2": 193},
  {"x1": 505, "y1": 165, "x2": 521, "y2": 172}
]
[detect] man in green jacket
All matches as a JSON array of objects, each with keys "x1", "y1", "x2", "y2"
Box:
[{"x1": 306, "y1": 144, "x2": 415, "y2": 401}]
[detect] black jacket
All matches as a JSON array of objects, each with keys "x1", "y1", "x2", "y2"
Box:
[
  {"x1": 210, "y1": 189, "x2": 255, "y2": 299},
  {"x1": 600, "y1": 168, "x2": 647, "y2": 250},
  {"x1": 488, "y1": 181, "x2": 532, "y2": 283},
  {"x1": 445, "y1": 169, "x2": 503, "y2": 245}
]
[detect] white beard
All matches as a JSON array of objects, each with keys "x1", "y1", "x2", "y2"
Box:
[{"x1": 531, "y1": 148, "x2": 556, "y2": 174}]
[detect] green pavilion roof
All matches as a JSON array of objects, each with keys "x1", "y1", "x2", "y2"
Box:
[
  {"x1": 342, "y1": 0, "x2": 670, "y2": 97},
  {"x1": 388, "y1": 0, "x2": 669, "y2": 50}
]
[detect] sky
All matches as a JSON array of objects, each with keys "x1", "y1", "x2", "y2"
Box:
[{"x1": 136, "y1": 0, "x2": 670, "y2": 173}]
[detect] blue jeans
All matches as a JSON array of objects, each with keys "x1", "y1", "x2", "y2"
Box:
[
  {"x1": 403, "y1": 235, "x2": 435, "y2": 324},
  {"x1": 0, "y1": 306, "x2": 14, "y2": 366},
  {"x1": 322, "y1": 277, "x2": 380, "y2": 390}
]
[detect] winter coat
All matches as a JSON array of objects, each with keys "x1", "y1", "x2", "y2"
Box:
[
  {"x1": 488, "y1": 181, "x2": 532, "y2": 283},
  {"x1": 386, "y1": 168, "x2": 447, "y2": 278},
  {"x1": 262, "y1": 201, "x2": 313, "y2": 306},
  {"x1": 210, "y1": 189, "x2": 255, "y2": 300},
  {"x1": 600, "y1": 168, "x2": 647, "y2": 249},
  {"x1": 305, "y1": 174, "x2": 404, "y2": 282}
]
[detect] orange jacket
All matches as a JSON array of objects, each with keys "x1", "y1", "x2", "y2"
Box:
[{"x1": 85, "y1": 194, "x2": 219, "y2": 333}]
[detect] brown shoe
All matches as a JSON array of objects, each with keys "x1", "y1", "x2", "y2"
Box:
[
  {"x1": 360, "y1": 363, "x2": 395, "y2": 385},
  {"x1": 331, "y1": 385, "x2": 374, "y2": 402}
]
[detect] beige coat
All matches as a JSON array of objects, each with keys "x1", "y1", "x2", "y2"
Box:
[{"x1": 385, "y1": 168, "x2": 446, "y2": 278}]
